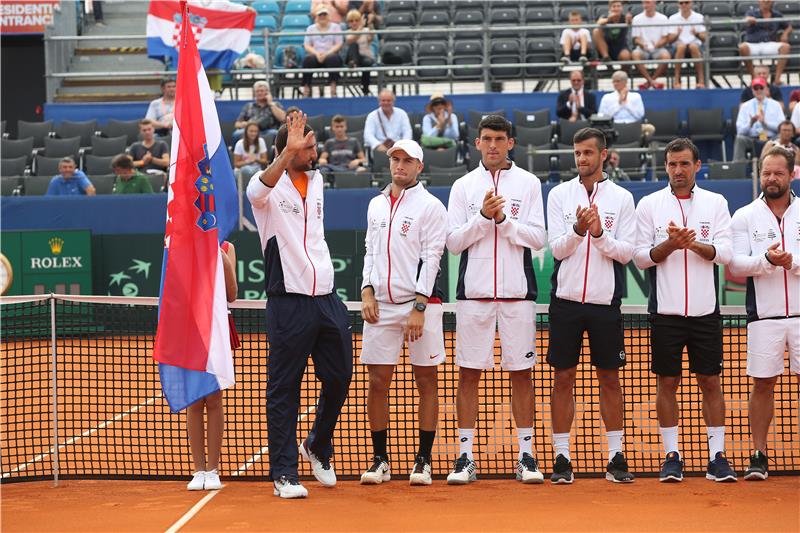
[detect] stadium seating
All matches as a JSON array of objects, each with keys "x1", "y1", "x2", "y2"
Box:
[
  {"x1": 55, "y1": 120, "x2": 97, "y2": 148},
  {"x1": 17, "y1": 120, "x2": 53, "y2": 148},
  {"x1": 1, "y1": 155, "x2": 28, "y2": 177}
]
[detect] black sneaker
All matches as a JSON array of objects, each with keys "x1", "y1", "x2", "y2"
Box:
[
  {"x1": 706, "y1": 451, "x2": 738, "y2": 482},
  {"x1": 550, "y1": 454, "x2": 574, "y2": 484},
  {"x1": 606, "y1": 452, "x2": 635, "y2": 483},
  {"x1": 409, "y1": 455, "x2": 432, "y2": 486},
  {"x1": 360, "y1": 455, "x2": 390, "y2": 484},
  {"x1": 744, "y1": 451, "x2": 769, "y2": 481},
  {"x1": 659, "y1": 451, "x2": 684, "y2": 482}
]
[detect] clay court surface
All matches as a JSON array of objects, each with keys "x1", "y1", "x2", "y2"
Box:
[{"x1": 2, "y1": 477, "x2": 798, "y2": 532}]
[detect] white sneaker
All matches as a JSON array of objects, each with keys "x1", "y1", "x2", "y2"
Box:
[
  {"x1": 273, "y1": 476, "x2": 308, "y2": 499},
  {"x1": 446, "y1": 453, "x2": 477, "y2": 485},
  {"x1": 360, "y1": 455, "x2": 391, "y2": 484},
  {"x1": 204, "y1": 469, "x2": 223, "y2": 490},
  {"x1": 409, "y1": 455, "x2": 432, "y2": 486},
  {"x1": 300, "y1": 439, "x2": 337, "y2": 487},
  {"x1": 516, "y1": 453, "x2": 544, "y2": 484},
  {"x1": 187, "y1": 471, "x2": 205, "y2": 490}
]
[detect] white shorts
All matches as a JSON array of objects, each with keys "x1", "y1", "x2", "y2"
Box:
[
  {"x1": 745, "y1": 41, "x2": 783, "y2": 56},
  {"x1": 360, "y1": 301, "x2": 445, "y2": 366},
  {"x1": 455, "y1": 300, "x2": 537, "y2": 371},
  {"x1": 746, "y1": 317, "x2": 800, "y2": 378}
]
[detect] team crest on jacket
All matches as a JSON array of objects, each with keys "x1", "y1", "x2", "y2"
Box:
[
  {"x1": 604, "y1": 214, "x2": 615, "y2": 230},
  {"x1": 278, "y1": 200, "x2": 299, "y2": 214},
  {"x1": 510, "y1": 201, "x2": 520, "y2": 219},
  {"x1": 400, "y1": 218, "x2": 412, "y2": 236},
  {"x1": 700, "y1": 223, "x2": 711, "y2": 240}
]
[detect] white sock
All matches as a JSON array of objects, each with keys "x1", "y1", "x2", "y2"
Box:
[
  {"x1": 458, "y1": 428, "x2": 474, "y2": 460},
  {"x1": 659, "y1": 426, "x2": 680, "y2": 457},
  {"x1": 707, "y1": 426, "x2": 725, "y2": 461},
  {"x1": 553, "y1": 432, "x2": 570, "y2": 462},
  {"x1": 606, "y1": 430, "x2": 623, "y2": 463},
  {"x1": 517, "y1": 427, "x2": 533, "y2": 460}
]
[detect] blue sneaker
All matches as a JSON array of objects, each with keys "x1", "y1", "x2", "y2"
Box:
[
  {"x1": 706, "y1": 452, "x2": 737, "y2": 482},
  {"x1": 659, "y1": 452, "x2": 684, "y2": 482}
]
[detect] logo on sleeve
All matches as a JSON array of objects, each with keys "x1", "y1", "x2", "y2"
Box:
[{"x1": 316, "y1": 200, "x2": 322, "y2": 219}]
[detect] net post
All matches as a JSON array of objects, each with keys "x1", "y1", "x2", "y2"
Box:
[{"x1": 50, "y1": 295, "x2": 59, "y2": 487}]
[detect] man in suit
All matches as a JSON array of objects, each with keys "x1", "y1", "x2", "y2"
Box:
[{"x1": 557, "y1": 71, "x2": 597, "y2": 122}]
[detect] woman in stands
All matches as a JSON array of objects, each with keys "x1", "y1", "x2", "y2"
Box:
[
  {"x1": 302, "y1": 4, "x2": 344, "y2": 98},
  {"x1": 233, "y1": 121, "x2": 269, "y2": 183},
  {"x1": 186, "y1": 242, "x2": 239, "y2": 491},
  {"x1": 344, "y1": 9, "x2": 375, "y2": 95}
]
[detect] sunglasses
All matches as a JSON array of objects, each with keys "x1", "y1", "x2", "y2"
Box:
[
  {"x1": 753, "y1": 85, "x2": 765, "y2": 90},
  {"x1": 678, "y1": 1, "x2": 690, "y2": 4}
]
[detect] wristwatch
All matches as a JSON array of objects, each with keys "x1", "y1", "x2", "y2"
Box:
[{"x1": 414, "y1": 301, "x2": 427, "y2": 312}]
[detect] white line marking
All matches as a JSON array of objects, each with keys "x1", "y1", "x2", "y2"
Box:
[
  {"x1": 232, "y1": 404, "x2": 316, "y2": 476},
  {"x1": 2, "y1": 392, "x2": 163, "y2": 478},
  {"x1": 164, "y1": 490, "x2": 219, "y2": 533}
]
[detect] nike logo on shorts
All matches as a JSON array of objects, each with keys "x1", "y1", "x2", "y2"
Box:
[{"x1": 429, "y1": 353, "x2": 440, "y2": 360}]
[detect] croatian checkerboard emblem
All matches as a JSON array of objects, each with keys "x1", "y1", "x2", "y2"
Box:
[
  {"x1": 701, "y1": 224, "x2": 710, "y2": 239},
  {"x1": 401, "y1": 221, "x2": 410, "y2": 234},
  {"x1": 604, "y1": 215, "x2": 614, "y2": 230},
  {"x1": 510, "y1": 202, "x2": 520, "y2": 218}
]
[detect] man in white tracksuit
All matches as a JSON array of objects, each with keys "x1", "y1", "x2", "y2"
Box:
[
  {"x1": 729, "y1": 146, "x2": 800, "y2": 481},
  {"x1": 634, "y1": 137, "x2": 737, "y2": 483},
  {"x1": 359, "y1": 140, "x2": 448, "y2": 486},
  {"x1": 446, "y1": 115, "x2": 547, "y2": 485},
  {"x1": 546, "y1": 127, "x2": 636, "y2": 484}
]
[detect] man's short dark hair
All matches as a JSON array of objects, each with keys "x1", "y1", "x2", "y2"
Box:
[
  {"x1": 275, "y1": 123, "x2": 314, "y2": 154},
  {"x1": 573, "y1": 127, "x2": 607, "y2": 151},
  {"x1": 111, "y1": 154, "x2": 134, "y2": 170},
  {"x1": 477, "y1": 115, "x2": 512, "y2": 137},
  {"x1": 161, "y1": 78, "x2": 175, "y2": 88},
  {"x1": 331, "y1": 114, "x2": 346, "y2": 125},
  {"x1": 778, "y1": 119, "x2": 796, "y2": 133},
  {"x1": 761, "y1": 146, "x2": 795, "y2": 175},
  {"x1": 664, "y1": 137, "x2": 700, "y2": 163}
]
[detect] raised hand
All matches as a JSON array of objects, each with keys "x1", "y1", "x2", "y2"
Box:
[
  {"x1": 587, "y1": 204, "x2": 603, "y2": 237},
  {"x1": 481, "y1": 189, "x2": 505, "y2": 219},
  {"x1": 284, "y1": 112, "x2": 315, "y2": 155}
]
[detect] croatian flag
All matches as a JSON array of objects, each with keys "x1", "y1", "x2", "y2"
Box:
[
  {"x1": 146, "y1": 0, "x2": 255, "y2": 72},
  {"x1": 153, "y1": 1, "x2": 239, "y2": 413}
]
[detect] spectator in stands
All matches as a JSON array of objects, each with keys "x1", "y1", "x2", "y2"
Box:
[
  {"x1": 792, "y1": 100, "x2": 800, "y2": 131},
  {"x1": 593, "y1": 0, "x2": 632, "y2": 66},
  {"x1": 556, "y1": 70, "x2": 598, "y2": 122},
  {"x1": 734, "y1": 77, "x2": 786, "y2": 161},
  {"x1": 631, "y1": 0, "x2": 672, "y2": 89},
  {"x1": 739, "y1": 0, "x2": 792, "y2": 84},
  {"x1": 46, "y1": 157, "x2": 96, "y2": 196},
  {"x1": 598, "y1": 71, "x2": 656, "y2": 138},
  {"x1": 233, "y1": 81, "x2": 286, "y2": 142},
  {"x1": 421, "y1": 94, "x2": 459, "y2": 150},
  {"x1": 344, "y1": 9, "x2": 375, "y2": 95},
  {"x1": 364, "y1": 89, "x2": 412, "y2": 153},
  {"x1": 310, "y1": 0, "x2": 348, "y2": 23},
  {"x1": 302, "y1": 5, "x2": 344, "y2": 98},
  {"x1": 130, "y1": 119, "x2": 170, "y2": 174},
  {"x1": 318, "y1": 115, "x2": 368, "y2": 173},
  {"x1": 739, "y1": 65, "x2": 785, "y2": 110},
  {"x1": 605, "y1": 149, "x2": 631, "y2": 182},
  {"x1": 789, "y1": 89, "x2": 800, "y2": 115},
  {"x1": 145, "y1": 78, "x2": 176, "y2": 136},
  {"x1": 667, "y1": 0, "x2": 706, "y2": 89},
  {"x1": 233, "y1": 122, "x2": 269, "y2": 182},
  {"x1": 560, "y1": 11, "x2": 592, "y2": 64},
  {"x1": 763, "y1": 121, "x2": 800, "y2": 172},
  {"x1": 352, "y1": 0, "x2": 382, "y2": 29},
  {"x1": 111, "y1": 154, "x2": 154, "y2": 194}
]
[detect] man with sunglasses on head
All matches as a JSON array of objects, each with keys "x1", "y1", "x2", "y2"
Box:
[{"x1": 734, "y1": 77, "x2": 786, "y2": 161}]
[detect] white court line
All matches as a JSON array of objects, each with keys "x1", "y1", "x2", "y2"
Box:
[
  {"x1": 164, "y1": 491, "x2": 220, "y2": 533},
  {"x1": 231, "y1": 404, "x2": 316, "y2": 476},
  {"x1": 2, "y1": 392, "x2": 163, "y2": 478}
]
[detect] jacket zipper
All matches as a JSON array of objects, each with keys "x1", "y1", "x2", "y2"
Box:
[
  {"x1": 676, "y1": 198, "x2": 689, "y2": 317},
  {"x1": 581, "y1": 182, "x2": 600, "y2": 304},
  {"x1": 779, "y1": 217, "x2": 788, "y2": 316},
  {"x1": 492, "y1": 170, "x2": 502, "y2": 299},
  {"x1": 386, "y1": 190, "x2": 405, "y2": 304},
  {"x1": 301, "y1": 198, "x2": 316, "y2": 296}
]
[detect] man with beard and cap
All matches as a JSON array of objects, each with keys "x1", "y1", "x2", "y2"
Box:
[
  {"x1": 546, "y1": 127, "x2": 636, "y2": 484},
  {"x1": 729, "y1": 146, "x2": 800, "y2": 481},
  {"x1": 246, "y1": 113, "x2": 353, "y2": 499},
  {"x1": 634, "y1": 138, "x2": 737, "y2": 484}
]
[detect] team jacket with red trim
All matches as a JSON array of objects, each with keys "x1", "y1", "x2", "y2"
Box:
[
  {"x1": 729, "y1": 194, "x2": 800, "y2": 322},
  {"x1": 547, "y1": 176, "x2": 636, "y2": 306},
  {"x1": 446, "y1": 161, "x2": 547, "y2": 300},
  {"x1": 361, "y1": 182, "x2": 447, "y2": 303},
  {"x1": 634, "y1": 185, "x2": 733, "y2": 317},
  {"x1": 246, "y1": 170, "x2": 334, "y2": 297}
]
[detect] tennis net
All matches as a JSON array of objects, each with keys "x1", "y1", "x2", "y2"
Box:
[{"x1": 1, "y1": 294, "x2": 798, "y2": 482}]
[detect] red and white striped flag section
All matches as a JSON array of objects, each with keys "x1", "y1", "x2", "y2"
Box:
[{"x1": 153, "y1": 1, "x2": 238, "y2": 413}]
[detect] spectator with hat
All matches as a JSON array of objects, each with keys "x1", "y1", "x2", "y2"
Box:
[
  {"x1": 302, "y1": 4, "x2": 344, "y2": 98},
  {"x1": 734, "y1": 76, "x2": 786, "y2": 161},
  {"x1": 421, "y1": 94, "x2": 459, "y2": 150}
]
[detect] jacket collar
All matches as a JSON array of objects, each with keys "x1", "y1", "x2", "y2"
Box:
[
  {"x1": 380, "y1": 179, "x2": 423, "y2": 198},
  {"x1": 478, "y1": 159, "x2": 514, "y2": 177}
]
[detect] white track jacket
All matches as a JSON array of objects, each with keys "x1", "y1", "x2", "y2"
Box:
[
  {"x1": 729, "y1": 194, "x2": 800, "y2": 322},
  {"x1": 447, "y1": 161, "x2": 546, "y2": 300},
  {"x1": 361, "y1": 182, "x2": 448, "y2": 303},
  {"x1": 634, "y1": 185, "x2": 733, "y2": 316},
  {"x1": 247, "y1": 170, "x2": 335, "y2": 296},
  {"x1": 547, "y1": 176, "x2": 636, "y2": 306}
]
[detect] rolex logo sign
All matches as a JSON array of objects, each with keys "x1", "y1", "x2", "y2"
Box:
[{"x1": 49, "y1": 237, "x2": 64, "y2": 255}]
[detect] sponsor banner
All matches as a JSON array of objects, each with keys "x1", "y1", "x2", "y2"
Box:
[{"x1": 0, "y1": 0, "x2": 60, "y2": 34}]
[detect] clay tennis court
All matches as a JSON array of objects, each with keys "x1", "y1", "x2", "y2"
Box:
[{"x1": 1, "y1": 296, "x2": 798, "y2": 532}]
